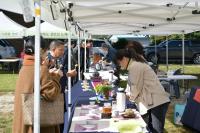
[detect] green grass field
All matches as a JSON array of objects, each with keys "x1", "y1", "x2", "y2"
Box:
[
  {"x1": 159, "y1": 64, "x2": 200, "y2": 74},
  {"x1": 0, "y1": 70, "x2": 18, "y2": 92},
  {"x1": 0, "y1": 113, "x2": 12, "y2": 133},
  {"x1": 0, "y1": 64, "x2": 200, "y2": 132}
]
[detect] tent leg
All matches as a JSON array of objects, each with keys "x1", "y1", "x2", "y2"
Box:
[
  {"x1": 182, "y1": 32, "x2": 185, "y2": 92},
  {"x1": 34, "y1": 1, "x2": 41, "y2": 133},
  {"x1": 67, "y1": 24, "x2": 72, "y2": 120},
  {"x1": 166, "y1": 36, "x2": 169, "y2": 72}
]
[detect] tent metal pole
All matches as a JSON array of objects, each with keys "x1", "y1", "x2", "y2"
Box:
[
  {"x1": 34, "y1": 1, "x2": 41, "y2": 133},
  {"x1": 84, "y1": 30, "x2": 87, "y2": 73},
  {"x1": 182, "y1": 32, "x2": 185, "y2": 90},
  {"x1": 154, "y1": 36, "x2": 157, "y2": 64},
  {"x1": 78, "y1": 30, "x2": 81, "y2": 80},
  {"x1": 68, "y1": 24, "x2": 72, "y2": 120},
  {"x1": 182, "y1": 33, "x2": 185, "y2": 73},
  {"x1": 166, "y1": 36, "x2": 169, "y2": 71}
]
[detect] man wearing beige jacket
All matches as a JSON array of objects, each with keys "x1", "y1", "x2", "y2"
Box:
[{"x1": 116, "y1": 48, "x2": 170, "y2": 133}]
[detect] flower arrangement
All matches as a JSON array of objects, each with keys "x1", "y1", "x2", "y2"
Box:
[{"x1": 95, "y1": 84, "x2": 112, "y2": 100}]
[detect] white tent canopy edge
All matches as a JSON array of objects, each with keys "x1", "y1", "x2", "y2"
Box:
[{"x1": 0, "y1": 11, "x2": 26, "y2": 38}]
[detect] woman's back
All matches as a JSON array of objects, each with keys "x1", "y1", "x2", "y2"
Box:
[
  {"x1": 13, "y1": 55, "x2": 35, "y2": 133},
  {"x1": 128, "y1": 61, "x2": 170, "y2": 110}
]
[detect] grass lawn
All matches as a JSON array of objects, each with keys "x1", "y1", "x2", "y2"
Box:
[
  {"x1": 0, "y1": 64, "x2": 200, "y2": 133},
  {"x1": 0, "y1": 113, "x2": 12, "y2": 133},
  {"x1": 0, "y1": 70, "x2": 18, "y2": 92},
  {"x1": 159, "y1": 64, "x2": 200, "y2": 75}
]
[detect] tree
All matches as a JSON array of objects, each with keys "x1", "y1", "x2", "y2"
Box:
[{"x1": 150, "y1": 31, "x2": 200, "y2": 45}]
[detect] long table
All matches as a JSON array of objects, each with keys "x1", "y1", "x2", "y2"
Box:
[
  {"x1": 83, "y1": 71, "x2": 117, "y2": 80},
  {"x1": 158, "y1": 75, "x2": 198, "y2": 80},
  {"x1": 64, "y1": 80, "x2": 147, "y2": 133},
  {"x1": 0, "y1": 58, "x2": 20, "y2": 63},
  {"x1": 158, "y1": 75, "x2": 198, "y2": 93},
  {"x1": 69, "y1": 106, "x2": 147, "y2": 132},
  {"x1": 0, "y1": 58, "x2": 20, "y2": 73},
  {"x1": 120, "y1": 74, "x2": 198, "y2": 81}
]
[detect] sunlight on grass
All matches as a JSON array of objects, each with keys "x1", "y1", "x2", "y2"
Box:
[
  {"x1": 159, "y1": 64, "x2": 200, "y2": 74},
  {"x1": 0, "y1": 73, "x2": 18, "y2": 92}
]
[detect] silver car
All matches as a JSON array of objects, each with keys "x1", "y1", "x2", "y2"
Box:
[{"x1": 0, "y1": 39, "x2": 16, "y2": 59}]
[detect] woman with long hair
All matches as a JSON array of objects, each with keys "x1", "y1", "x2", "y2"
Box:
[{"x1": 116, "y1": 48, "x2": 170, "y2": 133}]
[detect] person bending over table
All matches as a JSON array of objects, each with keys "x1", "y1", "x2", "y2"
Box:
[
  {"x1": 115, "y1": 48, "x2": 170, "y2": 133},
  {"x1": 101, "y1": 43, "x2": 116, "y2": 64}
]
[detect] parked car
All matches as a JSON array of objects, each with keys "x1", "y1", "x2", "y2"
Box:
[
  {"x1": 2, "y1": 39, "x2": 16, "y2": 56},
  {"x1": 92, "y1": 39, "x2": 107, "y2": 47},
  {"x1": 92, "y1": 39, "x2": 111, "y2": 47},
  {"x1": 109, "y1": 35, "x2": 151, "y2": 47},
  {"x1": 144, "y1": 40, "x2": 200, "y2": 64},
  {"x1": 92, "y1": 39, "x2": 112, "y2": 56},
  {"x1": 0, "y1": 39, "x2": 16, "y2": 59}
]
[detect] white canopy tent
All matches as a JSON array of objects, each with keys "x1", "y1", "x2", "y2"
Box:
[
  {"x1": 1, "y1": 1, "x2": 200, "y2": 133},
  {"x1": 26, "y1": 22, "x2": 71, "y2": 39},
  {"x1": 0, "y1": 11, "x2": 26, "y2": 38},
  {"x1": 0, "y1": 0, "x2": 76, "y2": 35}
]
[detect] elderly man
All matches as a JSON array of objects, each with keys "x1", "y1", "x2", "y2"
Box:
[{"x1": 48, "y1": 40, "x2": 77, "y2": 78}]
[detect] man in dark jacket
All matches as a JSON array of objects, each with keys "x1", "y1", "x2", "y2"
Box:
[
  {"x1": 48, "y1": 40, "x2": 77, "y2": 133},
  {"x1": 101, "y1": 43, "x2": 116, "y2": 63}
]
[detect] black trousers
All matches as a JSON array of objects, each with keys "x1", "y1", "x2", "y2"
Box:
[{"x1": 142, "y1": 102, "x2": 170, "y2": 133}]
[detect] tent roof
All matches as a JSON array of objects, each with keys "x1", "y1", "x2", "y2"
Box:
[
  {"x1": 65, "y1": 0, "x2": 200, "y2": 35},
  {"x1": 1, "y1": 1, "x2": 200, "y2": 35},
  {"x1": 0, "y1": 0, "x2": 21, "y2": 14},
  {"x1": 0, "y1": 11, "x2": 26, "y2": 38}
]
